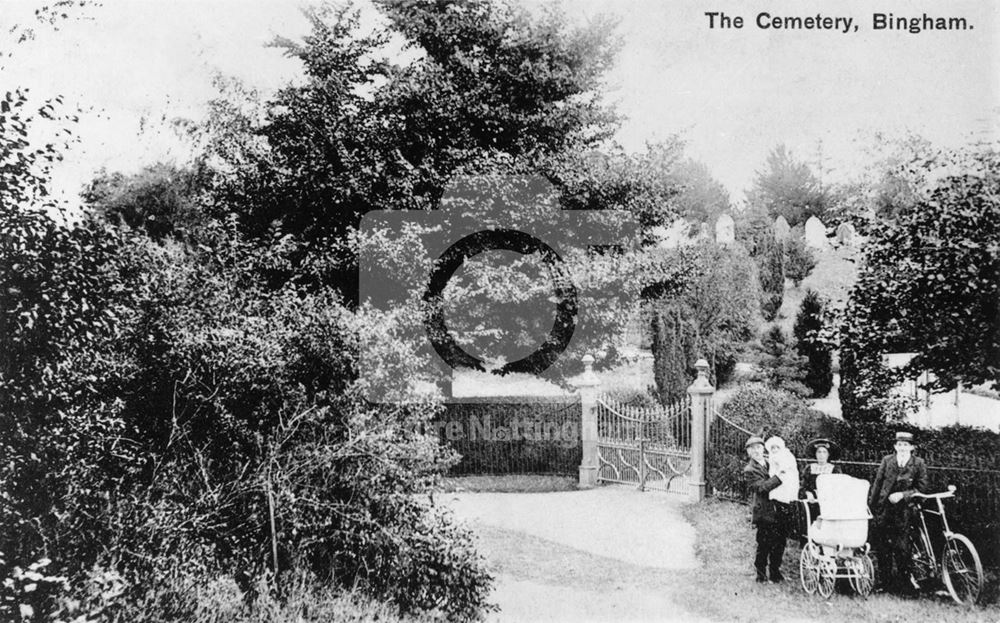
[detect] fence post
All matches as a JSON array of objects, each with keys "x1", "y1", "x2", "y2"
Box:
[
  {"x1": 687, "y1": 358, "x2": 714, "y2": 503},
  {"x1": 575, "y1": 354, "x2": 600, "y2": 489}
]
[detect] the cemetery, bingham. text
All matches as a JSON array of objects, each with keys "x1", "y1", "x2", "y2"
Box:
[{"x1": 705, "y1": 12, "x2": 974, "y2": 34}]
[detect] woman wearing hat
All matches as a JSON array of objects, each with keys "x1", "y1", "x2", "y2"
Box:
[
  {"x1": 795, "y1": 438, "x2": 843, "y2": 543},
  {"x1": 800, "y1": 438, "x2": 843, "y2": 500}
]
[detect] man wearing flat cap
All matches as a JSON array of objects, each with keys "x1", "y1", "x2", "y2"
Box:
[
  {"x1": 869, "y1": 431, "x2": 929, "y2": 594},
  {"x1": 743, "y1": 435, "x2": 789, "y2": 583}
]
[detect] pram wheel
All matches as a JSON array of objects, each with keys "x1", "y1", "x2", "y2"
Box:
[
  {"x1": 799, "y1": 543, "x2": 821, "y2": 594},
  {"x1": 817, "y1": 558, "x2": 837, "y2": 598},
  {"x1": 848, "y1": 553, "x2": 875, "y2": 597}
]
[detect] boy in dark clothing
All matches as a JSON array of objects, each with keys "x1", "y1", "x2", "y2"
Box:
[{"x1": 743, "y1": 435, "x2": 790, "y2": 583}]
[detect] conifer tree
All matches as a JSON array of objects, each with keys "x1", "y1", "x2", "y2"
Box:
[{"x1": 793, "y1": 289, "x2": 833, "y2": 397}]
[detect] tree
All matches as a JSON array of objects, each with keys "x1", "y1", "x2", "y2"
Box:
[
  {"x1": 748, "y1": 144, "x2": 830, "y2": 227},
  {"x1": 840, "y1": 145, "x2": 1000, "y2": 421},
  {"x1": 759, "y1": 238, "x2": 785, "y2": 321},
  {"x1": 794, "y1": 289, "x2": 833, "y2": 397},
  {"x1": 207, "y1": 1, "x2": 621, "y2": 295},
  {"x1": 667, "y1": 158, "x2": 731, "y2": 234},
  {"x1": 758, "y1": 325, "x2": 810, "y2": 397},
  {"x1": 650, "y1": 242, "x2": 760, "y2": 402}
]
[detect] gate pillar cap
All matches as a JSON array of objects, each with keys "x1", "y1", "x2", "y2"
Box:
[
  {"x1": 688, "y1": 358, "x2": 713, "y2": 393},
  {"x1": 574, "y1": 353, "x2": 600, "y2": 388}
]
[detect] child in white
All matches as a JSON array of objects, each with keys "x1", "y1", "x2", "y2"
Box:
[{"x1": 766, "y1": 436, "x2": 800, "y2": 504}]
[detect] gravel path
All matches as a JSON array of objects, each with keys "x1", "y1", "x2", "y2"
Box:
[{"x1": 444, "y1": 487, "x2": 709, "y2": 622}]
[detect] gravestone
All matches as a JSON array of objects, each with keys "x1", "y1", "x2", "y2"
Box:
[
  {"x1": 773, "y1": 216, "x2": 791, "y2": 241},
  {"x1": 715, "y1": 214, "x2": 735, "y2": 245},
  {"x1": 836, "y1": 221, "x2": 857, "y2": 246},
  {"x1": 804, "y1": 216, "x2": 827, "y2": 249}
]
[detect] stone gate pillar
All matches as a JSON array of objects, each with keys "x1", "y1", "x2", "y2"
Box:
[
  {"x1": 687, "y1": 358, "x2": 714, "y2": 503},
  {"x1": 575, "y1": 354, "x2": 600, "y2": 489}
]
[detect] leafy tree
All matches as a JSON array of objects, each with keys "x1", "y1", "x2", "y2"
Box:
[
  {"x1": 208, "y1": 1, "x2": 621, "y2": 294},
  {"x1": 667, "y1": 158, "x2": 731, "y2": 234},
  {"x1": 840, "y1": 145, "x2": 1000, "y2": 421},
  {"x1": 826, "y1": 132, "x2": 935, "y2": 230},
  {"x1": 793, "y1": 289, "x2": 833, "y2": 397},
  {"x1": 748, "y1": 144, "x2": 829, "y2": 227},
  {"x1": 758, "y1": 325, "x2": 810, "y2": 397}
]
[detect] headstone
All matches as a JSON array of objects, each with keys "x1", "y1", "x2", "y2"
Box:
[
  {"x1": 804, "y1": 216, "x2": 827, "y2": 249},
  {"x1": 836, "y1": 222, "x2": 856, "y2": 246},
  {"x1": 715, "y1": 214, "x2": 735, "y2": 245},
  {"x1": 773, "y1": 216, "x2": 791, "y2": 241}
]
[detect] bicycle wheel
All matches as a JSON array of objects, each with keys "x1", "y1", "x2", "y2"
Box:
[
  {"x1": 800, "y1": 543, "x2": 820, "y2": 594},
  {"x1": 849, "y1": 553, "x2": 875, "y2": 598},
  {"x1": 941, "y1": 534, "x2": 983, "y2": 606}
]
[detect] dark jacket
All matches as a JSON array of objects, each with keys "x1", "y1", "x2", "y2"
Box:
[
  {"x1": 743, "y1": 458, "x2": 783, "y2": 525},
  {"x1": 868, "y1": 453, "x2": 929, "y2": 511}
]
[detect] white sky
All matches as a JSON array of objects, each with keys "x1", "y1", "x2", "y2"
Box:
[{"x1": 1, "y1": 0, "x2": 997, "y2": 205}]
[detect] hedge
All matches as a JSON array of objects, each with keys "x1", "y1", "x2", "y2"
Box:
[{"x1": 434, "y1": 396, "x2": 581, "y2": 475}]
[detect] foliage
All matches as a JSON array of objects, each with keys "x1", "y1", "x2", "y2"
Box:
[
  {"x1": 826, "y1": 133, "x2": 935, "y2": 230},
  {"x1": 650, "y1": 242, "x2": 760, "y2": 402},
  {"x1": 718, "y1": 384, "x2": 834, "y2": 457},
  {"x1": 784, "y1": 234, "x2": 816, "y2": 287},
  {"x1": 208, "y1": 1, "x2": 621, "y2": 279},
  {"x1": 82, "y1": 163, "x2": 210, "y2": 241},
  {"x1": 666, "y1": 158, "x2": 731, "y2": 232},
  {"x1": 759, "y1": 240, "x2": 785, "y2": 321},
  {"x1": 747, "y1": 144, "x2": 830, "y2": 227},
  {"x1": 733, "y1": 203, "x2": 774, "y2": 258},
  {"x1": 793, "y1": 290, "x2": 833, "y2": 397},
  {"x1": 756, "y1": 326, "x2": 810, "y2": 398},
  {"x1": 840, "y1": 145, "x2": 1000, "y2": 420}
]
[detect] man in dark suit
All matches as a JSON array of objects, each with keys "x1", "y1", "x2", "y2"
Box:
[
  {"x1": 868, "y1": 431, "x2": 929, "y2": 594},
  {"x1": 743, "y1": 435, "x2": 787, "y2": 583}
]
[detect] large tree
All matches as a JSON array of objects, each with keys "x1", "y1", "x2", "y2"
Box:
[
  {"x1": 748, "y1": 144, "x2": 829, "y2": 227},
  {"x1": 840, "y1": 146, "x2": 1000, "y2": 420},
  {"x1": 208, "y1": 1, "x2": 621, "y2": 282}
]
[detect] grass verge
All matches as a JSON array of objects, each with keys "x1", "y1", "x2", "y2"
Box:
[{"x1": 677, "y1": 497, "x2": 1000, "y2": 622}]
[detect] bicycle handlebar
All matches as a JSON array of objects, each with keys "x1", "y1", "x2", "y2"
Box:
[{"x1": 910, "y1": 485, "x2": 957, "y2": 500}]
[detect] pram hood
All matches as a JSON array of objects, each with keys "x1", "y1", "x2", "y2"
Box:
[{"x1": 815, "y1": 473, "x2": 871, "y2": 520}]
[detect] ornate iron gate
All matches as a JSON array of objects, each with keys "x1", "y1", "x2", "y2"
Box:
[{"x1": 595, "y1": 395, "x2": 692, "y2": 492}]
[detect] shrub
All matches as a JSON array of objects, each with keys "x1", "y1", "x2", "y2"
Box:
[
  {"x1": 718, "y1": 384, "x2": 835, "y2": 454},
  {"x1": 784, "y1": 235, "x2": 816, "y2": 286},
  {"x1": 756, "y1": 326, "x2": 811, "y2": 398}
]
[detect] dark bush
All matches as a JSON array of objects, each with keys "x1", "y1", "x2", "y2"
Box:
[
  {"x1": 717, "y1": 384, "x2": 834, "y2": 455},
  {"x1": 793, "y1": 289, "x2": 834, "y2": 398}
]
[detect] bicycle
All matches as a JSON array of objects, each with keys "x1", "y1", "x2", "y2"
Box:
[{"x1": 906, "y1": 485, "x2": 984, "y2": 606}]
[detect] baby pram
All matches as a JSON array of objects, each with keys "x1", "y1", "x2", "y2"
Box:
[{"x1": 798, "y1": 473, "x2": 875, "y2": 598}]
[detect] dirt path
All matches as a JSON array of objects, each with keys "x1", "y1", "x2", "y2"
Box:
[{"x1": 444, "y1": 487, "x2": 710, "y2": 622}]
